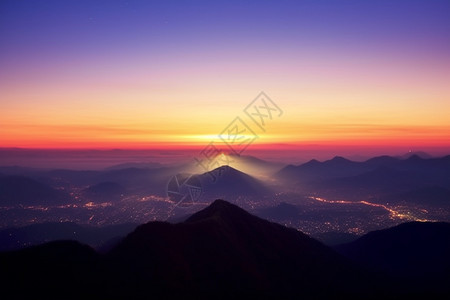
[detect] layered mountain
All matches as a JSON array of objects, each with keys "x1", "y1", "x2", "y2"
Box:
[
  {"x1": 221, "y1": 154, "x2": 285, "y2": 177},
  {"x1": 0, "y1": 222, "x2": 137, "y2": 252},
  {"x1": 1, "y1": 200, "x2": 449, "y2": 298},
  {"x1": 275, "y1": 155, "x2": 450, "y2": 203},
  {"x1": 336, "y1": 221, "x2": 450, "y2": 295},
  {"x1": 275, "y1": 156, "x2": 367, "y2": 183},
  {"x1": 276, "y1": 155, "x2": 450, "y2": 184},
  {"x1": 82, "y1": 181, "x2": 127, "y2": 202},
  {"x1": 0, "y1": 199, "x2": 370, "y2": 299},
  {"x1": 0, "y1": 240, "x2": 103, "y2": 298},
  {"x1": 198, "y1": 166, "x2": 272, "y2": 201},
  {"x1": 386, "y1": 186, "x2": 450, "y2": 207},
  {"x1": 0, "y1": 175, "x2": 71, "y2": 206},
  {"x1": 335, "y1": 221, "x2": 450, "y2": 277}
]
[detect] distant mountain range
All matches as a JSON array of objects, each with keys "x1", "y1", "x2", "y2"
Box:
[
  {"x1": 335, "y1": 221, "x2": 450, "y2": 294},
  {"x1": 1, "y1": 154, "x2": 449, "y2": 233},
  {"x1": 0, "y1": 166, "x2": 176, "y2": 206},
  {"x1": 0, "y1": 200, "x2": 448, "y2": 298},
  {"x1": 276, "y1": 155, "x2": 450, "y2": 205},
  {"x1": 0, "y1": 222, "x2": 137, "y2": 252},
  {"x1": 335, "y1": 221, "x2": 450, "y2": 277},
  {"x1": 276, "y1": 154, "x2": 450, "y2": 184},
  {"x1": 0, "y1": 176, "x2": 71, "y2": 207},
  {"x1": 198, "y1": 165, "x2": 271, "y2": 202},
  {"x1": 82, "y1": 181, "x2": 127, "y2": 202},
  {"x1": 0, "y1": 155, "x2": 279, "y2": 207}
]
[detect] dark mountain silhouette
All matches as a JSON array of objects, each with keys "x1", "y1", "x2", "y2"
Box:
[
  {"x1": 199, "y1": 166, "x2": 271, "y2": 201},
  {"x1": 364, "y1": 155, "x2": 401, "y2": 166},
  {"x1": 319, "y1": 167, "x2": 425, "y2": 197},
  {"x1": 0, "y1": 175, "x2": 70, "y2": 206},
  {"x1": 275, "y1": 155, "x2": 450, "y2": 203},
  {"x1": 0, "y1": 222, "x2": 137, "y2": 252},
  {"x1": 275, "y1": 156, "x2": 366, "y2": 183},
  {"x1": 399, "y1": 151, "x2": 433, "y2": 160},
  {"x1": 42, "y1": 166, "x2": 178, "y2": 196},
  {"x1": 0, "y1": 200, "x2": 373, "y2": 299},
  {"x1": 109, "y1": 199, "x2": 367, "y2": 298},
  {"x1": 1, "y1": 200, "x2": 449, "y2": 298},
  {"x1": 95, "y1": 167, "x2": 170, "y2": 195},
  {"x1": 225, "y1": 154, "x2": 285, "y2": 176},
  {"x1": 336, "y1": 221, "x2": 450, "y2": 293},
  {"x1": 104, "y1": 161, "x2": 163, "y2": 170},
  {"x1": 276, "y1": 155, "x2": 450, "y2": 184},
  {"x1": 82, "y1": 181, "x2": 127, "y2": 201},
  {"x1": 313, "y1": 231, "x2": 359, "y2": 246},
  {"x1": 44, "y1": 169, "x2": 100, "y2": 186},
  {"x1": 385, "y1": 186, "x2": 450, "y2": 207},
  {"x1": 256, "y1": 202, "x2": 300, "y2": 219},
  {"x1": 0, "y1": 240, "x2": 104, "y2": 299}
]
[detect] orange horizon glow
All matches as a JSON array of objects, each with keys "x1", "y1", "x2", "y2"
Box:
[
  {"x1": 2, "y1": 121, "x2": 450, "y2": 150},
  {"x1": 2, "y1": 2, "x2": 449, "y2": 154}
]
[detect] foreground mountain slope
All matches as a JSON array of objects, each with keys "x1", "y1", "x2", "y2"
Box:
[
  {"x1": 336, "y1": 221, "x2": 450, "y2": 276},
  {"x1": 110, "y1": 199, "x2": 365, "y2": 298},
  {"x1": 336, "y1": 221, "x2": 450, "y2": 296},
  {"x1": 0, "y1": 222, "x2": 138, "y2": 252},
  {"x1": 4, "y1": 201, "x2": 449, "y2": 298},
  {"x1": 0, "y1": 175, "x2": 71, "y2": 206},
  {"x1": 0, "y1": 240, "x2": 105, "y2": 299}
]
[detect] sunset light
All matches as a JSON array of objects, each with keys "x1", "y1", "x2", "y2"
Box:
[
  {"x1": 1, "y1": 1, "x2": 449, "y2": 155},
  {"x1": 1, "y1": 2, "x2": 449, "y2": 298}
]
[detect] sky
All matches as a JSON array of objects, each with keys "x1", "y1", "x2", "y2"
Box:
[{"x1": 1, "y1": 0, "x2": 450, "y2": 157}]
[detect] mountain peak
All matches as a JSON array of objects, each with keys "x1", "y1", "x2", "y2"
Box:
[
  {"x1": 330, "y1": 156, "x2": 349, "y2": 162},
  {"x1": 198, "y1": 199, "x2": 234, "y2": 212},
  {"x1": 208, "y1": 164, "x2": 241, "y2": 173},
  {"x1": 400, "y1": 151, "x2": 432, "y2": 160},
  {"x1": 110, "y1": 198, "x2": 350, "y2": 298},
  {"x1": 215, "y1": 165, "x2": 234, "y2": 171},
  {"x1": 199, "y1": 166, "x2": 270, "y2": 199},
  {"x1": 185, "y1": 199, "x2": 252, "y2": 224},
  {"x1": 406, "y1": 154, "x2": 423, "y2": 161},
  {"x1": 209, "y1": 198, "x2": 233, "y2": 208},
  {"x1": 303, "y1": 159, "x2": 320, "y2": 166},
  {"x1": 365, "y1": 155, "x2": 398, "y2": 164}
]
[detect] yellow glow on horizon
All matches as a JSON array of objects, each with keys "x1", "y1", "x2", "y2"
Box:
[{"x1": 2, "y1": 64, "x2": 450, "y2": 149}]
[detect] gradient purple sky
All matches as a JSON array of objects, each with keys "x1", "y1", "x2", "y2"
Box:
[{"x1": 1, "y1": 1, "x2": 449, "y2": 158}]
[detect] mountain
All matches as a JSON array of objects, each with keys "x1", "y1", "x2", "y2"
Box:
[
  {"x1": 318, "y1": 166, "x2": 425, "y2": 198},
  {"x1": 364, "y1": 155, "x2": 401, "y2": 166},
  {"x1": 0, "y1": 175, "x2": 71, "y2": 206},
  {"x1": 399, "y1": 151, "x2": 433, "y2": 160},
  {"x1": 0, "y1": 222, "x2": 138, "y2": 252},
  {"x1": 275, "y1": 155, "x2": 450, "y2": 183},
  {"x1": 256, "y1": 202, "x2": 300, "y2": 220},
  {"x1": 275, "y1": 156, "x2": 368, "y2": 184},
  {"x1": 42, "y1": 166, "x2": 178, "y2": 196},
  {"x1": 104, "y1": 162, "x2": 163, "y2": 170},
  {"x1": 385, "y1": 186, "x2": 450, "y2": 207},
  {"x1": 0, "y1": 240, "x2": 105, "y2": 298},
  {"x1": 313, "y1": 231, "x2": 359, "y2": 246},
  {"x1": 0, "y1": 200, "x2": 371, "y2": 299},
  {"x1": 109, "y1": 199, "x2": 365, "y2": 298},
  {"x1": 44, "y1": 169, "x2": 100, "y2": 186},
  {"x1": 224, "y1": 154, "x2": 285, "y2": 177},
  {"x1": 335, "y1": 222, "x2": 450, "y2": 280},
  {"x1": 82, "y1": 181, "x2": 127, "y2": 202},
  {"x1": 275, "y1": 155, "x2": 450, "y2": 203},
  {"x1": 198, "y1": 166, "x2": 271, "y2": 202},
  {"x1": 1, "y1": 200, "x2": 449, "y2": 298},
  {"x1": 334, "y1": 222, "x2": 450, "y2": 296}
]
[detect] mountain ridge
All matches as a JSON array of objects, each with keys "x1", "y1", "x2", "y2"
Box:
[{"x1": 1, "y1": 200, "x2": 449, "y2": 298}]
